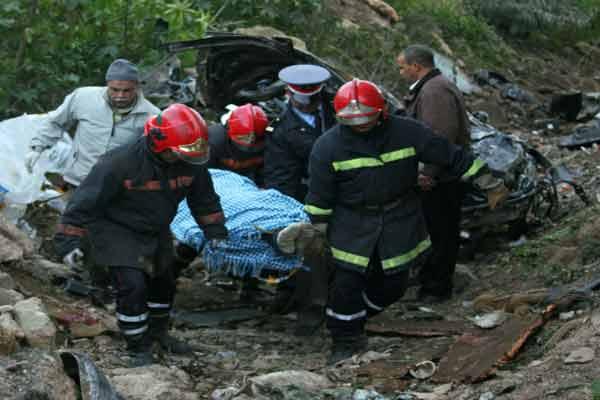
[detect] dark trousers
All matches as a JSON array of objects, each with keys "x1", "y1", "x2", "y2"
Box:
[
  {"x1": 110, "y1": 266, "x2": 176, "y2": 339},
  {"x1": 419, "y1": 181, "x2": 465, "y2": 296},
  {"x1": 327, "y1": 255, "x2": 409, "y2": 339}
]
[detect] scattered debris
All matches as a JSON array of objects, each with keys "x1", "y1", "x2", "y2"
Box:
[
  {"x1": 564, "y1": 347, "x2": 594, "y2": 364},
  {"x1": 409, "y1": 360, "x2": 437, "y2": 380},
  {"x1": 469, "y1": 311, "x2": 510, "y2": 329}
]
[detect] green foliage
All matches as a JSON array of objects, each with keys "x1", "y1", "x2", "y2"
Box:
[
  {"x1": 217, "y1": 0, "x2": 322, "y2": 27},
  {"x1": 466, "y1": 0, "x2": 599, "y2": 38},
  {"x1": 3, "y1": 0, "x2": 600, "y2": 119},
  {"x1": 0, "y1": 0, "x2": 214, "y2": 119}
]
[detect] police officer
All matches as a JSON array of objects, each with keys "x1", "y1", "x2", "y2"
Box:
[
  {"x1": 55, "y1": 104, "x2": 228, "y2": 367},
  {"x1": 207, "y1": 103, "x2": 270, "y2": 186},
  {"x1": 264, "y1": 64, "x2": 336, "y2": 202},
  {"x1": 304, "y1": 79, "x2": 506, "y2": 364}
]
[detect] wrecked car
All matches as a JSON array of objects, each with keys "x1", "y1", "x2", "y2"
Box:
[
  {"x1": 146, "y1": 33, "x2": 587, "y2": 244},
  {"x1": 462, "y1": 115, "x2": 589, "y2": 241}
]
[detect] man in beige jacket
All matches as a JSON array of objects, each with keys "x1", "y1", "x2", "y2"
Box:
[{"x1": 25, "y1": 59, "x2": 160, "y2": 188}]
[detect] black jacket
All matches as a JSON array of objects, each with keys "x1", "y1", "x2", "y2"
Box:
[
  {"x1": 264, "y1": 101, "x2": 336, "y2": 202},
  {"x1": 305, "y1": 115, "x2": 486, "y2": 275},
  {"x1": 207, "y1": 124, "x2": 264, "y2": 186},
  {"x1": 54, "y1": 137, "x2": 227, "y2": 269}
]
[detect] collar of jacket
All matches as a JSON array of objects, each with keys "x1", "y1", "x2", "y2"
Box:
[
  {"x1": 339, "y1": 118, "x2": 388, "y2": 158},
  {"x1": 286, "y1": 104, "x2": 320, "y2": 133},
  {"x1": 408, "y1": 68, "x2": 442, "y2": 96}
]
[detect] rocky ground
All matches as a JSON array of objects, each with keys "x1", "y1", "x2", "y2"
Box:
[{"x1": 2, "y1": 5, "x2": 600, "y2": 399}]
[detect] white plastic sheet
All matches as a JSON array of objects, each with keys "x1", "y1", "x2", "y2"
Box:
[{"x1": 0, "y1": 114, "x2": 72, "y2": 208}]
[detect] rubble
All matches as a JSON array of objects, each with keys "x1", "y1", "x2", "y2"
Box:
[
  {"x1": 13, "y1": 297, "x2": 56, "y2": 349},
  {"x1": 109, "y1": 364, "x2": 197, "y2": 400}
]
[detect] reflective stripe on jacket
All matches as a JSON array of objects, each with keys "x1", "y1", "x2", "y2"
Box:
[{"x1": 305, "y1": 115, "x2": 485, "y2": 274}]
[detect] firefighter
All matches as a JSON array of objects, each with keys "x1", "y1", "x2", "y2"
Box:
[
  {"x1": 207, "y1": 103, "x2": 270, "y2": 186},
  {"x1": 264, "y1": 64, "x2": 336, "y2": 202},
  {"x1": 54, "y1": 104, "x2": 228, "y2": 367},
  {"x1": 304, "y1": 79, "x2": 506, "y2": 364}
]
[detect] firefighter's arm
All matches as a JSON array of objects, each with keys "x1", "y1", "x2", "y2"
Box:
[
  {"x1": 54, "y1": 156, "x2": 122, "y2": 257},
  {"x1": 416, "y1": 125, "x2": 508, "y2": 209},
  {"x1": 304, "y1": 147, "x2": 336, "y2": 227},
  {"x1": 187, "y1": 167, "x2": 228, "y2": 241}
]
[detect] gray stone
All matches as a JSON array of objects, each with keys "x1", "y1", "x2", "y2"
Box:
[
  {"x1": 564, "y1": 347, "x2": 595, "y2": 364},
  {"x1": 249, "y1": 370, "x2": 333, "y2": 395},
  {"x1": 14, "y1": 297, "x2": 56, "y2": 349},
  {"x1": 0, "y1": 312, "x2": 22, "y2": 355},
  {"x1": 0, "y1": 214, "x2": 35, "y2": 261},
  {"x1": 110, "y1": 364, "x2": 198, "y2": 400},
  {"x1": 0, "y1": 288, "x2": 25, "y2": 306},
  {"x1": 0, "y1": 271, "x2": 15, "y2": 290}
]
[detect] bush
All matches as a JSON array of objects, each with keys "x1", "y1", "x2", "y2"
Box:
[
  {"x1": 466, "y1": 0, "x2": 600, "y2": 37},
  {"x1": 0, "y1": 0, "x2": 213, "y2": 119}
]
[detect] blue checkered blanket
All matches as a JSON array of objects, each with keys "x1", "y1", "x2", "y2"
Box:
[{"x1": 170, "y1": 169, "x2": 308, "y2": 280}]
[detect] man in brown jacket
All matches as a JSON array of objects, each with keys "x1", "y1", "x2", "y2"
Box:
[{"x1": 397, "y1": 44, "x2": 470, "y2": 302}]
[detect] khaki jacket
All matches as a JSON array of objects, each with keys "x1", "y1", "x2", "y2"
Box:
[{"x1": 31, "y1": 86, "x2": 160, "y2": 185}]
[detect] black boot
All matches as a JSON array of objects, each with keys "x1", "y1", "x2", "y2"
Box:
[
  {"x1": 125, "y1": 331, "x2": 153, "y2": 367},
  {"x1": 327, "y1": 334, "x2": 368, "y2": 365},
  {"x1": 149, "y1": 315, "x2": 193, "y2": 354}
]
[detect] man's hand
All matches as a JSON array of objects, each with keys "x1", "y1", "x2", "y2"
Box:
[
  {"x1": 24, "y1": 147, "x2": 44, "y2": 173},
  {"x1": 63, "y1": 248, "x2": 85, "y2": 270},
  {"x1": 486, "y1": 183, "x2": 510, "y2": 210},
  {"x1": 417, "y1": 174, "x2": 435, "y2": 191},
  {"x1": 472, "y1": 173, "x2": 510, "y2": 210}
]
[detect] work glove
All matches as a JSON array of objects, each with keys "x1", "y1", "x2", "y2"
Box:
[
  {"x1": 276, "y1": 222, "x2": 324, "y2": 255},
  {"x1": 24, "y1": 146, "x2": 45, "y2": 173},
  {"x1": 473, "y1": 173, "x2": 510, "y2": 210},
  {"x1": 63, "y1": 248, "x2": 85, "y2": 271}
]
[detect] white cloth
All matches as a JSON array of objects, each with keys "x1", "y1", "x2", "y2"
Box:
[{"x1": 24, "y1": 150, "x2": 42, "y2": 173}]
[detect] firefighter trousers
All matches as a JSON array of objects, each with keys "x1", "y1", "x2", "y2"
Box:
[
  {"x1": 327, "y1": 254, "x2": 409, "y2": 339},
  {"x1": 109, "y1": 266, "x2": 176, "y2": 343}
]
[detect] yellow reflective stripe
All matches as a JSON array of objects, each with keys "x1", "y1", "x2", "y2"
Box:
[
  {"x1": 331, "y1": 147, "x2": 416, "y2": 172},
  {"x1": 462, "y1": 158, "x2": 485, "y2": 179},
  {"x1": 381, "y1": 238, "x2": 431, "y2": 270},
  {"x1": 331, "y1": 246, "x2": 370, "y2": 267},
  {"x1": 380, "y1": 147, "x2": 416, "y2": 163},
  {"x1": 304, "y1": 204, "x2": 333, "y2": 216},
  {"x1": 332, "y1": 157, "x2": 383, "y2": 171}
]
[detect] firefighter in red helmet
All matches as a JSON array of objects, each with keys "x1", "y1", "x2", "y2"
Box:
[
  {"x1": 55, "y1": 103, "x2": 228, "y2": 367},
  {"x1": 304, "y1": 79, "x2": 505, "y2": 364},
  {"x1": 207, "y1": 103, "x2": 269, "y2": 185}
]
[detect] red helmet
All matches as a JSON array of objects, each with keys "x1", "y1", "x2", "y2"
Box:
[
  {"x1": 144, "y1": 103, "x2": 209, "y2": 164},
  {"x1": 227, "y1": 103, "x2": 269, "y2": 152},
  {"x1": 333, "y1": 79, "x2": 386, "y2": 127}
]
